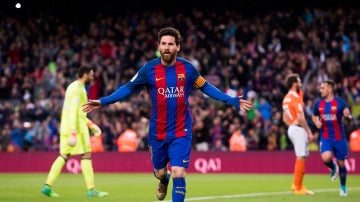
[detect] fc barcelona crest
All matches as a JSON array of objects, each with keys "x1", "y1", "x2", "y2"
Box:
[{"x1": 178, "y1": 73, "x2": 185, "y2": 81}]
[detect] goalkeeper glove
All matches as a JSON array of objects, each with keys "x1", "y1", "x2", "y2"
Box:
[
  {"x1": 68, "y1": 129, "x2": 77, "y2": 146},
  {"x1": 87, "y1": 121, "x2": 102, "y2": 136}
]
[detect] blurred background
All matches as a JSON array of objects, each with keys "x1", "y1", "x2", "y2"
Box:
[{"x1": 0, "y1": 0, "x2": 359, "y2": 154}]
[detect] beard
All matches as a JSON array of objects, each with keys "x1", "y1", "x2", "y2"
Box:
[
  {"x1": 160, "y1": 51, "x2": 176, "y2": 65},
  {"x1": 85, "y1": 78, "x2": 91, "y2": 85}
]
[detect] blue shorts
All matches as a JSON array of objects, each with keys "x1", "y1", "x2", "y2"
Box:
[
  {"x1": 148, "y1": 136, "x2": 192, "y2": 170},
  {"x1": 320, "y1": 138, "x2": 348, "y2": 160}
]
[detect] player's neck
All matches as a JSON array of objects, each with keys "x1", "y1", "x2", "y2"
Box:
[
  {"x1": 78, "y1": 78, "x2": 86, "y2": 85},
  {"x1": 289, "y1": 88, "x2": 299, "y2": 94},
  {"x1": 161, "y1": 58, "x2": 176, "y2": 67},
  {"x1": 325, "y1": 94, "x2": 334, "y2": 102}
]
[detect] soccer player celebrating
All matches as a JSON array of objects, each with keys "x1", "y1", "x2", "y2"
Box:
[
  {"x1": 82, "y1": 27, "x2": 253, "y2": 201},
  {"x1": 312, "y1": 80, "x2": 352, "y2": 196},
  {"x1": 41, "y1": 66, "x2": 108, "y2": 197},
  {"x1": 282, "y1": 73, "x2": 315, "y2": 195}
]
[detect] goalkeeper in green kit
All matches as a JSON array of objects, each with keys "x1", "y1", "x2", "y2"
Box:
[{"x1": 41, "y1": 66, "x2": 108, "y2": 197}]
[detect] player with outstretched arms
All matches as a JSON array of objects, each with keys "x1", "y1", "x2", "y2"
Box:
[{"x1": 82, "y1": 27, "x2": 253, "y2": 202}]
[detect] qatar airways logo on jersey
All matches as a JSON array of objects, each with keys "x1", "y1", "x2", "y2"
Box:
[
  {"x1": 321, "y1": 114, "x2": 337, "y2": 121},
  {"x1": 158, "y1": 86, "x2": 185, "y2": 98}
]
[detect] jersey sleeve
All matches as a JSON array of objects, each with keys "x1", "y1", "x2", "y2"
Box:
[
  {"x1": 282, "y1": 96, "x2": 292, "y2": 119},
  {"x1": 339, "y1": 97, "x2": 349, "y2": 109},
  {"x1": 200, "y1": 81, "x2": 240, "y2": 110},
  {"x1": 337, "y1": 97, "x2": 350, "y2": 113},
  {"x1": 191, "y1": 65, "x2": 239, "y2": 110},
  {"x1": 66, "y1": 85, "x2": 80, "y2": 131},
  {"x1": 100, "y1": 66, "x2": 147, "y2": 106},
  {"x1": 312, "y1": 99, "x2": 320, "y2": 116}
]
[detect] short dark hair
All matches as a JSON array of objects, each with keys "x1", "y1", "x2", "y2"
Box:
[
  {"x1": 78, "y1": 66, "x2": 93, "y2": 78},
  {"x1": 322, "y1": 80, "x2": 335, "y2": 90},
  {"x1": 285, "y1": 73, "x2": 299, "y2": 89},
  {"x1": 158, "y1": 27, "x2": 181, "y2": 45}
]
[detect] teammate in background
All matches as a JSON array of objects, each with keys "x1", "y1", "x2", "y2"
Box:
[
  {"x1": 312, "y1": 80, "x2": 352, "y2": 196},
  {"x1": 82, "y1": 27, "x2": 253, "y2": 202},
  {"x1": 282, "y1": 73, "x2": 315, "y2": 195},
  {"x1": 41, "y1": 66, "x2": 108, "y2": 197}
]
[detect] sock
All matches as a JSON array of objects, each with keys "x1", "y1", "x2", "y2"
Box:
[
  {"x1": 293, "y1": 159, "x2": 305, "y2": 190},
  {"x1": 81, "y1": 158, "x2": 95, "y2": 189},
  {"x1": 45, "y1": 156, "x2": 66, "y2": 186},
  {"x1": 324, "y1": 160, "x2": 336, "y2": 170},
  {"x1": 339, "y1": 166, "x2": 347, "y2": 186},
  {"x1": 172, "y1": 177, "x2": 186, "y2": 202}
]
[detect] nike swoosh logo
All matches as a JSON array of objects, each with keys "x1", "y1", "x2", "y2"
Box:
[
  {"x1": 156, "y1": 77, "x2": 164, "y2": 81},
  {"x1": 182, "y1": 160, "x2": 190, "y2": 163}
]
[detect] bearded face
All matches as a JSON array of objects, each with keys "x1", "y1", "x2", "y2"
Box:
[
  {"x1": 160, "y1": 49, "x2": 176, "y2": 65},
  {"x1": 84, "y1": 70, "x2": 94, "y2": 85},
  {"x1": 85, "y1": 77, "x2": 92, "y2": 85},
  {"x1": 158, "y1": 35, "x2": 180, "y2": 66},
  {"x1": 296, "y1": 78, "x2": 302, "y2": 93},
  {"x1": 319, "y1": 83, "x2": 329, "y2": 98},
  {"x1": 296, "y1": 83, "x2": 301, "y2": 92}
]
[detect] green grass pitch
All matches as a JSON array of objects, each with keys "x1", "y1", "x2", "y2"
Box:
[{"x1": 0, "y1": 173, "x2": 359, "y2": 202}]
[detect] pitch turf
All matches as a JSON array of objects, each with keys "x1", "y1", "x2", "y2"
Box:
[{"x1": 0, "y1": 173, "x2": 359, "y2": 202}]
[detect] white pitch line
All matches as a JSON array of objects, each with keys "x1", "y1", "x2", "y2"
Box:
[{"x1": 152, "y1": 187, "x2": 360, "y2": 202}]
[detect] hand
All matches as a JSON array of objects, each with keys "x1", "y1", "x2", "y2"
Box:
[
  {"x1": 239, "y1": 96, "x2": 253, "y2": 113},
  {"x1": 82, "y1": 99, "x2": 101, "y2": 113},
  {"x1": 314, "y1": 121, "x2": 322, "y2": 129},
  {"x1": 307, "y1": 130, "x2": 314, "y2": 142},
  {"x1": 344, "y1": 115, "x2": 352, "y2": 123},
  {"x1": 87, "y1": 121, "x2": 102, "y2": 136},
  {"x1": 68, "y1": 130, "x2": 77, "y2": 146}
]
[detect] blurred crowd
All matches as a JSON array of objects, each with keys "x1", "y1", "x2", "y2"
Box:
[{"x1": 0, "y1": 6, "x2": 359, "y2": 153}]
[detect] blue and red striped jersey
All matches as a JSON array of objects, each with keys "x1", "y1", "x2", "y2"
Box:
[
  {"x1": 100, "y1": 57, "x2": 239, "y2": 140},
  {"x1": 140, "y1": 57, "x2": 198, "y2": 140},
  {"x1": 312, "y1": 97, "x2": 349, "y2": 140}
]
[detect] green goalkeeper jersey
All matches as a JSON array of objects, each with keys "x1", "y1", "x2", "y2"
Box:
[{"x1": 60, "y1": 80, "x2": 90, "y2": 137}]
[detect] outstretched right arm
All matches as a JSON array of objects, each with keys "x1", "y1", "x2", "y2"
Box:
[
  {"x1": 99, "y1": 85, "x2": 133, "y2": 106},
  {"x1": 83, "y1": 66, "x2": 148, "y2": 113},
  {"x1": 82, "y1": 84, "x2": 133, "y2": 113}
]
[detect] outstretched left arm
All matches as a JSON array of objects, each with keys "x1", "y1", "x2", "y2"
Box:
[{"x1": 199, "y1": 82, "x2": 252, "y2": 112}]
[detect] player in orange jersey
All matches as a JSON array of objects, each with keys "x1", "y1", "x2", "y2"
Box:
[{"x1": 282, "y1": 73, "x2": 314, "y2": 195}]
